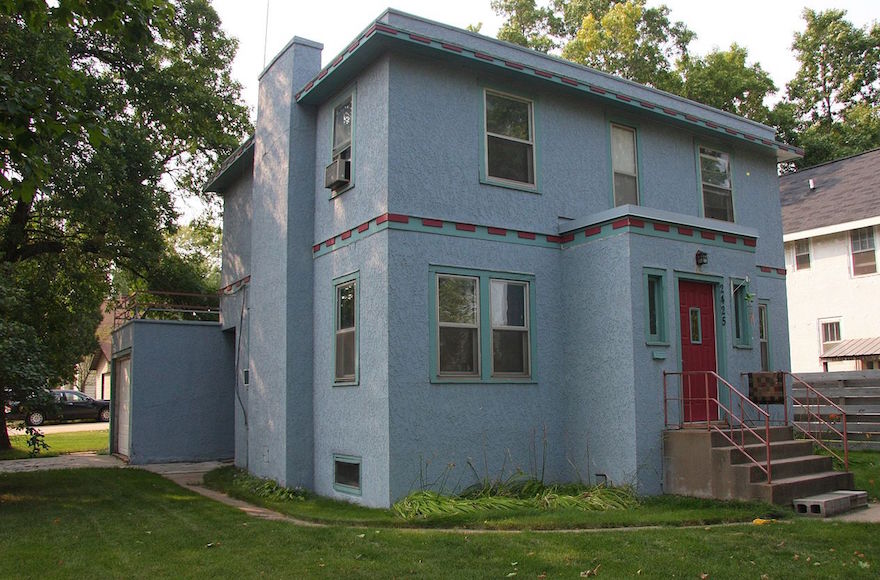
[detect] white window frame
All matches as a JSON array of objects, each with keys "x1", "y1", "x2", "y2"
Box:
[
  {"x1": 794, "y1": 239, "x2": 811, "y2": 270},
  {"x1": 436, "y1": 274, "x2": 481, "y2": 378},
  {"x1": 850, "y1": 226, "x2": 877, "y2": 277},
  {"x1": 611, "y1": 123, "x2": 639, "y2": 206},
  {"x1": 698, "y1": 146, "x2": 734, "y2": 222},
  {"x1": 483, "y1": 89, "x2": 536, "y2": 189},
  {"x1": 819, "y1": 318, "x2": 842, "y2": 354},
  {"x1": 489, "y1": 279, "x2": 531, "y2": 378}
]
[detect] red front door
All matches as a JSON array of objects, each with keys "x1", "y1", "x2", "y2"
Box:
[{"x1": 679, "y1": 280, "x2": 718, "y2": 422}]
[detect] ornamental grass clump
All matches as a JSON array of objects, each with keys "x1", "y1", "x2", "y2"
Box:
[
  {"x1": 392, "y1": 479, "x2": 639, "y2": 520},
  {"x1": 231, "y1": 470, "x2": 308, "y2": 502}
]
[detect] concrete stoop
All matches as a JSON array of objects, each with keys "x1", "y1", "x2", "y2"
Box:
[
  {"x1": 663, "y1": 426, "x2": 861, "y2": 510},
  {"x1": 793, "y1": 491, "x2": 868, "y2": 517}
]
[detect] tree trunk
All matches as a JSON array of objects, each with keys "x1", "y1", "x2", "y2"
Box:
[{"x1": 0, "y1": 410, "x2": 11, "y2": 450}]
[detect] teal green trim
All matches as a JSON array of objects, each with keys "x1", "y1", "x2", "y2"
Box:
[
  {"x1": 332, "y1": 271, "x2": 360, "y2": 386},
  {"x1": 429, "y1": 265, "x2": 537, "y2": 384},
  {"x1": 695, "y1": 143, "x2": 736, "y2": 222},
  {"x1": 651, "y1": 350, "x2": 668, "y2": 360},
  {"x1": 731, "y1": 277, "x2": 752, "y2": 348},
  {"x1": 608, "y1": 120, "x2": 641, "y2": 207},
  {"x1": 643, "y1": 267, "x2": 668, "y2": 345},
  {"x1": 311, "y1": 212, "x2": 759, "y2": 259},
  {"x1": 332, "y1": 454, "x2": 362, "y2": 496},
  {"x1": 481, "y1": 87, "x2": 541, "y2": 193},
  {"x1": 329, "y1": 86, "x2": 357, "y2": 199}
]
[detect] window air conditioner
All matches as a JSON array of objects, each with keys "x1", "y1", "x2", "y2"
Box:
[{"x1": 325, "y1": 157, "x2": 350, "y2": 190}]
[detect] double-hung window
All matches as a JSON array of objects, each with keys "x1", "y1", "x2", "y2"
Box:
[
  {"x1": 484, "y1": 90, "x2": 535, "y2": 188},
  {"x1": 327, "y1": 92, "x2": 354, "y2": 194},
  {"x1": 433, "y1": 267, "x2": 535, "y2": 381},
  {"x1": 334, "y1": 274, "x2": 358, "y2": 384},
  {"x1": 611, "y1": 124, "x2": 639, "y2": 206},
  {"x1": 644, "y1": 269, "x2": 667, "y2": 344},
  {"x1": 699, "y1": 147, "x2": 734, "y2": 222},
  {"x1": 851, "y1": 227, "x2": 876, "y2": 276},
  {"x1": 821, "y1": 320, "x2": 841, "y2": 354},
  {"x1": 794, "y1": 239, "x2": 811, "y2": 270}
]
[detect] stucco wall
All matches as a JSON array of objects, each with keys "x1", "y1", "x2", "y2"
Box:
[
  {"x1": 785, "y1": 230, "x2": 880, "y2": 371},
  {"x1": 312, "y1": 232, "x2": 391, "y2": 507},
  {"x1": 386, "y1": 230, "x2": 567, "y2": 503},
  {"x1": 220, "y1": 170, "x2": 253, "y2": 293},
  {"x1": 113, "y1": 320, "x2": 234, "y2": 465}
]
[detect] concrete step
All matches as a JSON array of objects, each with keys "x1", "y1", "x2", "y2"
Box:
[
  {"x1": 793, "y1": 490, "x2": 869, "y2": 517},
  {"x1": 735, "y1": 454, "x2": 833, "y2": 483},
  {"x1": 718, "y1": 439, "x2": 814, "y2": 464},
  {"x1": 758, "y1": 471, "x2": 855, "y2": 506},
  {"x1": 711, "y1": 425, "x2": 794, "y2": 447}
]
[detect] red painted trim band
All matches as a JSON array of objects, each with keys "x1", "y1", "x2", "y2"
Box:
[
  {"x1": 589, "y1": 86, "x2": 606, "y2": 94},
  {"x1": 546, "y1": 235, "x2": 563, "y2": 243},
  {"x1": 615, "y1": 93, "x2": 632, "y2": 102},
  {"x1": 487, "y1": 227, "x2": 507, "y2": 236},
  {"x1": 373, "y1": 24, "x2": 398, "y2": 35},
  {"x1": 759, "y1": 266, "x2": 772, "y2": 273},
  {"x1": 678, "y1": 227, "x2": 693, "y2": 236},
  {"x1": 561, "y1": 77, "x2": 578, "y2": 86},
  {"x1": 743, "y1": 238, "x2": 757, "y2": 247},
  {"x1": 325, "y1": 237, "x2": 336, "y2": 247},
  {"x1": 408, "y1": 33, "x2": 432, "y2": 44},
  {"x1": 584, "y1": 226, "x2": 601, "y2": 237},
  {"x1": 422, "y1": 218, "x2": 443, "y2": 228},
  {"x1": 474, "y1": 52, "x2": 494, "y2": 61},
  {"x1": 341, "y1": 230, "x2": 352, "y2": 240},
  {"x1": 388, "y1": 213, "x2": 409, "y2": 223},
  {"x1": 722, "y1": 235, "x2": 737, "y2": 244},
  {"x1": 517, "y1": 231, "x2": 536, "y2": 240},
  {"x1": 376, "y1": 214, "x2": 389, "y2": 225},
  {"x1": 313, "y1": 244, "x2": 321, "y2": 253},
  {"x1": 455, "y1": 223, "x2": 476, "y2": 232},
  {"x1": 776, "y1": 268, "x2": 787, "y2": 276},
  {"x1": 440, "y1": 43, "x2": 462, "y2": 52},
  {"x1": 534, "y1": 69, "x2": 552, "y2": 78},
  {"x1": 357, "y1": 222, "x2": 370, "y2": 233},
  {"x1": 612, "y1": 218, "x2": 629, "y2": 229},
  {"x1": 560, "y1": 233, "x2": 575, "y2": 243},
  {"x1": 653, "y1": 223, "x2": 670, "y2": 232},
  {"x1": 700, "y1": 231, "x2": 716, "y2": 240},
  {"x1": 504, "y1": 61, "x2": 524, "y2": 70}
]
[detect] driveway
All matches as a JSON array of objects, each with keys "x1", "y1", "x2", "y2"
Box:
[{"x1": 7, "y1": 422, "x2": 109, "y2": 436}]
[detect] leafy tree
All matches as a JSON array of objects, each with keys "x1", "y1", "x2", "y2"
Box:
[
  {"x1": 0, "y1": 0, "x2": 251, "y2": 448},
  {"x1": 782, "y1": 9, "x2": 880, "y2": 168},
  {"x1": 678, "y1": 44, "x2": 776, "y2": 122},
  {"x1": 493, "y1": 0, "x2": 693, "y2": 91}
]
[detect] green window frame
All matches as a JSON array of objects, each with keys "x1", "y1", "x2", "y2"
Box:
[
  {"x1": 758, "y1": 301, "x2": 770, "y2": 371},
  {"x1": 731, "y1": 278, "x2": 751, "y2": 348},
  {"x1": 333, "y1": 454, "x2": 362, "y2": 496},
  {"x1": 430, "y1": 265, "x2": 536, "y2": 383},
  {"x1": 698, "y1": 146, "x2": 734, "y2": 222},
  {"x1": 643, "y1": 268, "x2": 668, "y2": 345},
  {"x1": 333, "y1": 271, "x2": 359, "y2": 386},
  {"x1": 482, "y1": 89, "x2": 538, "y2": 192},
  {"x1": 611, "y1": 123, "x2": 639, "y2": 206},
  {"x1": 328, "y1": 88, "x2": 356, "y2": 197}
]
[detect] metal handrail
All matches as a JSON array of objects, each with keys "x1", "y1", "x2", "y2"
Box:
[
  {"x1": 786, "y1": 371, "x2": 849, "y2": 470},
  {"x1": 113, "y1": 290, "x2": 220, "y2": 328},
  {"x1": 664, "y1": 370, "x2": 773, "y2": 483}
]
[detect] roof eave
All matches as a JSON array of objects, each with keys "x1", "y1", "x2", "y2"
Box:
[{"x1": 203, "y1": 136, "x2": 255, "y2": 194}]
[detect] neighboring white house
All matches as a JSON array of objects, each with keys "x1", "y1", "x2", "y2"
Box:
[{"x1": 781, "y1": 148, "x2": 880, "y2": 372}]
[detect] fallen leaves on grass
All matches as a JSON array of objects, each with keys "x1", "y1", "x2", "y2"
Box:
[{"x1": 580, "y1": 564, "x2": 601, "y2": 577}]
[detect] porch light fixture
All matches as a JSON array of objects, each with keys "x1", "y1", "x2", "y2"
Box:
[{"x1": 695, "y1": 250, "x2": 708, "y2": 266}]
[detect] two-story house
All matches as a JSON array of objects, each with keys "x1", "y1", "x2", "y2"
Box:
[
  {"x1": 780, "y1": 148, "x2": 880, "y2": 372},
  {"x1": 114, "y1": 10, "x2": 808, "y2": 508}
]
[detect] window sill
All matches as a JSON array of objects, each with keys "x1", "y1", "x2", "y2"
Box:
[
  {"x1": 333, "y1": 380, "x2": 359, "y2": 388},
  {"x1": 333, "y1": 484, "x2": 362, "y2": 496},
  {"x1": 329, "y1": 182, "x2": 355, "y2": 199},
  {"x1": 480, "y1": 176, "x2": 540, "y2": 194},
  {"x1": 733, "y1": 343, "x2": 753, "y2": 350},
  {"x1": 431, "y1": 377, "x2": 537, "y2": 385},
  {"x1": 646, "y1": 340, "x2": 669, "y2": 347}
]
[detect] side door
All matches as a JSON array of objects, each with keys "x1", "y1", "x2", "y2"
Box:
[{"x1": 678, "y1": 280, "x2": 719, "y2": 422}]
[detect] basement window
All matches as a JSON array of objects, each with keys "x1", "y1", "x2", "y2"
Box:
[{"x1": 333, "y1": 455, "x2": 361, "y2": 495}]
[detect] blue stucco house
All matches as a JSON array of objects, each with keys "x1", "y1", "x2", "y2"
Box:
[{"x1": 175, "y1": 10, "x2": 805, "y2": 508}]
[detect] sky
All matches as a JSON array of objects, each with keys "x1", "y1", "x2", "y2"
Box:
[{"x1": 211, "y1": 0, "x2": 879, "y2": 119}]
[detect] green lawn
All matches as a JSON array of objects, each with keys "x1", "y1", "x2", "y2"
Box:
[
  {"x1": 841, "y1": 449, "x2": 880, "y2": 501},
  {"x1": 204, "y1": 466, "x2": 788, "y2": 530},
  {"x1": 0, "y1": 429, "x2": 109, "y2": 460},
  {"x1": 0, "y1": 469, "x2": 877, "y2": 579}
]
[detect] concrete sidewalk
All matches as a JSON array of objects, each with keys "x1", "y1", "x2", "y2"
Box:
[{"x1": 0, "y1": 453, "x2": 123, "y2": 473}]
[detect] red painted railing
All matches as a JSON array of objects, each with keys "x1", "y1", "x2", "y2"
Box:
[
  {"x1": 786, "y1": 372, "x2": 849, "y2": 471},
  {"x1": 664, "y1": 370, "x2": 773, "y2": 483}
]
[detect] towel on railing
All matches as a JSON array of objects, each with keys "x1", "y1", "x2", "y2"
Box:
[{"x1": 748, "y1": 372, "x2": 785, "y2": 404}]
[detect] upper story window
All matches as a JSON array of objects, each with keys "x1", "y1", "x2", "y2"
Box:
[
  {"x1": 820, "y1": 319, "x2": 841, "y2": 353},
  {"x1": 611, "y1": 124, "x2": 639, "y2": 206},
  {"x1": 850, "y1": 227, "x2": 876, "y2": 276},
  {"x1": 794, "y1": 239, "x2": 811, "y2": 270},
  {"x1": 484, "y1": 90, "x2": 535, "y2": 188},
  {"x1": 325, "y1": 92, "x2": 354, "y2": 195},
  {"x1": 699, "y1": 147, "x2": 734, "y2": 222}
]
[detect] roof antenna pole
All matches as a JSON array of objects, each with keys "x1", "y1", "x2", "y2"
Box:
[{"x1": 262, "y1": 0, "x2": 270, "y2": 67}]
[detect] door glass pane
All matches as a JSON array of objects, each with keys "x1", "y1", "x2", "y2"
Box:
[
  {"x1": 438, "y1": 276, "x2": 477, "y2": 324},
  {"x1": 439, "y1": 327, "x2": 478, "y2": 373},
  {"x1": 491, "y1": 281, "x2": 525, "y2": 327},
  {"x1": 493, "y1": 330, "x2": 528, "y2": 374},
  {"x1": 689, "y1": 308, "x2": 702, "y2": 344}
]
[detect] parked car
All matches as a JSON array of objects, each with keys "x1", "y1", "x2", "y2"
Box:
[{"x1": 8, "y1": 389, "x2": 110, "y2": 426}]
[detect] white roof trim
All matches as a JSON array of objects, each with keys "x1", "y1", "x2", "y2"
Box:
[{"x1": 783, "y1": 215, "x2": 880, "y2": 242}]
